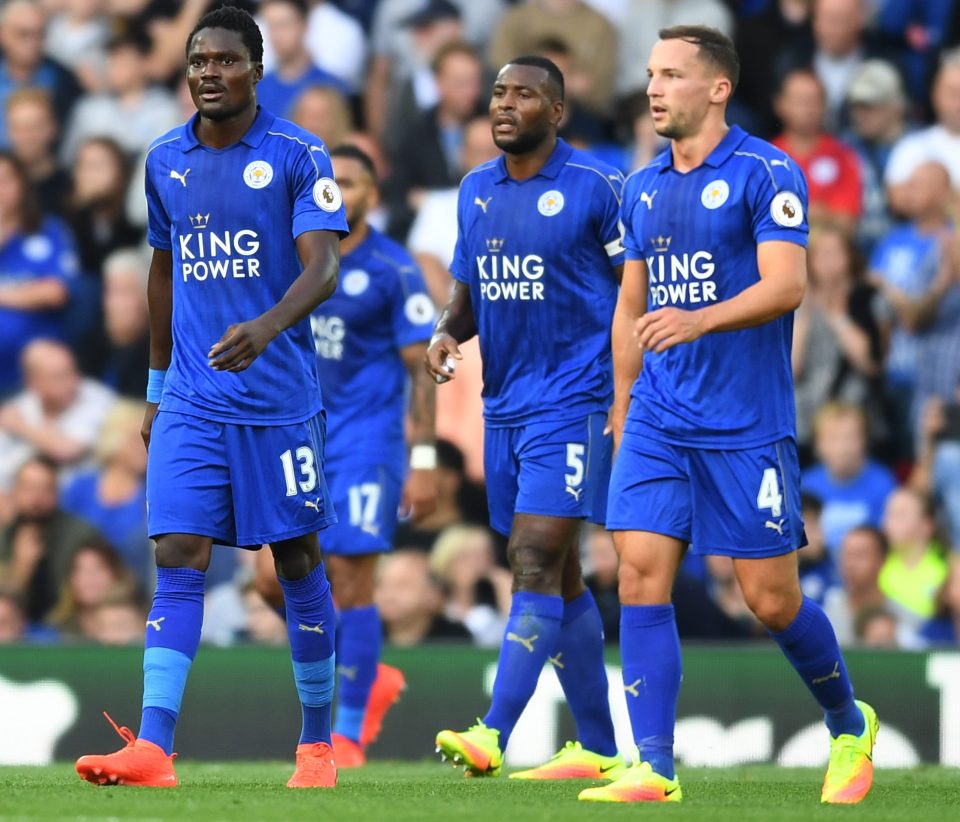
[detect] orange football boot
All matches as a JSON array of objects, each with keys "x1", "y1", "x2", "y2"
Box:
[
  {"x1": 359, "y1": 663, "x2": 406, "y2": 747},
  {"x1": 75, "y1": 712, "x2": 178, "y2": 788},
  {"x1": 287, "y1": 741, "x2": 338, "y2": 788},
  {"x1": 331, "y1": 732, "x2": 366, "y2": 768}
]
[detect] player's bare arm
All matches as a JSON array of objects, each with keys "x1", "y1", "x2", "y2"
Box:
[
  {"x1": 424, "y1": 281, "x2": 477, "y2": 382},
  {"x1": 208, "y1": 229, "x2": 340, "y2": 372},
  {"x1": 143, "y1": 248, "x2": 173, "y2": 449},
  {"x1": 401, "y1": 341, "x2": 438, "y2": 520},
  {"x1": 635, "y1": 241, "x2": 806, "y2": 354},
  {"x1": 608, "y1": 259, "x2": 647, "y2": 448}
]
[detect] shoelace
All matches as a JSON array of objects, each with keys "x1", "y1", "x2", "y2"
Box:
[
  {"x1": 550, "y1": 741, "x2": 583, "y2": 760},
  {"x1": 466, "y1": 719, "x2": 495, "y2": 736},
  {"x1": 103, "y1": 711, "x2": 136, "y2": 746}
]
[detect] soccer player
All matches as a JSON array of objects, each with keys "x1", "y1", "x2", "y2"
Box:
[
  {"x1": 255, "y1": 143, "x2": 438, "y2": 767},
  {"x1": 74, "y1": 6, "x2": 347, "y2": 789},
  {"x1": 427, "y1": 56, "x2": 626, "y2": 780},
  {"x1": 578, "y1": 27, "x2": 878, "y2": 805}
]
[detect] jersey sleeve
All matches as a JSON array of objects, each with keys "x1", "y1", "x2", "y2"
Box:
[
  {"x1": 594, "y1": 169, "x2": 625, "y2": 267},
  {"x1": 289, "y1": 141, "x2": 349, "y2": 239},
  {"x1": 620, "y1": 174, "x2": 645, "y2": 261},
  {"x1": 749, "y1": 155, "x2": 809, "y2": 247},
  {"x1": 144, "y1": 151, "x2": 172, "y2": 250},
  {"x1": 390, "y1": 258, "x2": 436, "y2": 349},
  {"x1": 449, "y1": 183, "x2": 471, "y2": 284}
]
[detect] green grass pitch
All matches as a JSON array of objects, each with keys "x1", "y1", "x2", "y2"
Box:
[{"x1": 1, "y1": 762, "x2": 958, "y2": 821}]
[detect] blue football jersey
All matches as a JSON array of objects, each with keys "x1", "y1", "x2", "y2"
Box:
[
  {"x1": 312, "y1": 227, "x2": 435, "y2": 463},
  {"x1": 451, "y1": 139, "x2": 624, "y2": 426},
  {"x1": 144, "y1": 108, "x2": 348, "y2": 424},
  {"x1": 621, "y1": 125, "x2": 808, "y2": 448}
]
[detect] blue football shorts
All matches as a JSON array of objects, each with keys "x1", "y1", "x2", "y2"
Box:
[
  {"x1": 484, "y1": 412, "x2": 612, "y2": 536},
  {"x1": 318, "y1": 455, "x2": 404, "y2": 556},
  {"x1": 606, "y1": 430, "x2": 806, "y2": 558},
  {"x1": 146, "y1": 409, "x2": 336, "y2": 547}
]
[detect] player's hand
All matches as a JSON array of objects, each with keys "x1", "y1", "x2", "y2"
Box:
[
  {"x1": 208, "y1": 319, "x2": 277, "y2": 372},
  {"x1": 635, "y1": 307, "x2": 705, "y2": 354},
  {"x1": 401, "y1": 468, "x2": 438, "y2": 523},
  {"x1": 425, "y1": 332, "x2": 462, "y2": 384},
  {"x1": 604, "y1": 401, "x2": 628, "y2": 452},
  {"x1": 141, "y1": 402, "x2": 159, "y2": 450}
]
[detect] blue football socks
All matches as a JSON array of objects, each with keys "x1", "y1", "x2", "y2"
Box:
[
  {"x1": 620, "y1": 604, "x2": 681, "y2": 780},
  {"x1": 140, "y1": 567, "x2": 206, "y2": 755},
  {"x1": 483, "y1": 591, "x2": 564, "y2": 750},
  {"x1": 770, "y1": 596, "x2": 864, "y2": 738},
  {"x1": 333, "y1": 605, "x2": 382, "y2": 743},
  {"x1": 279, "y1": 563, "x2": 337, "y2": 746},
  {"x1": 553, "y1": 590, "x2": 617, "y2": 756}
]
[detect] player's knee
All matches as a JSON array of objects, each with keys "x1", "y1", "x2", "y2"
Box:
[
  {"x1": 271, "y1": 536, "x2": 321, "y2": 581},
  {"x1": 744, "y1": 587, "x2": 801, "y2": 631},
  {"x1": 508, "y1": 538, "x2": 564, "y2": 593},
  {"x1": 154, "y1": 534, "x2": 211, "y2": 571},
  {"x1": 617, "y1": 561, "x2": 671, "y2": 605}
]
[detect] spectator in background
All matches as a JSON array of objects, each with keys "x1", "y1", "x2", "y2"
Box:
[
  {"x1": 489, "y1": 0, "x2": 617, "y2": 116},
  {"x1": 0, "y1": 153, "x2": 78, "y2": 395},
  {"x1": 772, "y1": 69, "x2": 862, "y2": 232},
  {"x1": 533, "y1": 37, "x2": 609, "y2": 147},
  {"x1": 60, "y1": 31, "x2": 180, "y2": 164},
  {"x1": 823, "y1": 525, "x2": 889, "y2": 646},
  {"x1": 798, "y1": 493, "x2": 841, "y2": 605},
  {"x1": 885, "y1": 49, "x2": 960, "y2": 206},
  {"x1": 87, "y1": 248, "x2": 150, "y2": 397},
  {"x1": 376, "y1": 549, "x2": 472, "y2": 646},
  {"x1": 83, "y1": 593, "x2": 145, "y2": 645},
  {"x1": 583, "y1": 525, "x2": 619, "y2": 643},
  {"x1": 290, "y1": 84, "x2": 353, "y2": 149},
  {"x1": 0, "y1": 339, "x2": 116, "y2": 496},
  {"x1": 0, "y1": 456, "x2": 102, "y2": 622},
  {"x1": 615, "y1": 0, "x2": 733, "y2": 105},
  {"x1": 44, "y1": 0, "x2": 111, "y2": 93},
  {"x1": 257, "y1": 0, "x2": 349, "y2": 119},
  {"x1": 880, "y1": 487, "x2": 948, "y2": 624},
  {"x1": 911, "y1": 390, "x2": 960, "y2": 555},
  {"x1": 388, "y1": 41, "x2": 484, "y2": 237},
  {"x1": 920, "y1": 553, "x2": 960, "y2": 646},
  {"x1": 734, "y1": 0, "x2": 813, "y2": 137},
  {"x1": 0, "y1": 0, "x2": 80, "y2": 148},
  {"x1": 855, "y1": 606, "x2": 900, "y2": 648},
  {"x1": 843, "y1": 60, "x2": 909, "y2": 252},
  {"x1": 802, "y1": 401, "x2": 898, "y2": 557},
  {"x1": 46, "y1": 540, "x2": 139, "y2": 639},
  {"x1": 365, "y1": 0, "x2": 503, "y2": 141},
  {"x1": 5, "y1": 89, "x2": 70, "y2": 216},
  {"x1": 0, "y1": 588, "x2": 27, "y2": 642},
  {"x1": 793, "y1": 222, "x2": 886, "y2": 460},
  {"x1": 237, "y1": 580, "x2": 288, "y2": 645},
  {"x1": 430, "y1": 524, "x2": 510, "y2": 647},
  {"x1": 60, "y1": 400, "x2": 149, "y2": 584},
  {"x1": 869, "y1": 161, "x2": 960, "y2": 452}
]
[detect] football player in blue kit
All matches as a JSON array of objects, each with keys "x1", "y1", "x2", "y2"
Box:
[
  {"x1": 255, "y1": 144, "x2": 438, "y2": 767},
  {"x1": 428, "y1": 56, "x2": 626, "y2": 781},
  {"x1": 579, "y1": 26, "x2": 878, "y2": 805},
  {"x1": 75, "y1": 6, "x2": 347, "y2": 790}
]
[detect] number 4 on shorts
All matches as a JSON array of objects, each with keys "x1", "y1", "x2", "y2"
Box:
[{"x1": 756, "y1": 467, "x2": 783, "y2": 518}]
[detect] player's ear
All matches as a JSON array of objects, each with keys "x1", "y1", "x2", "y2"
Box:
[
  {"x1": 710, "y1": 76, "x2": 732, "y2": 105},
  {"x1": 550, "y1": 98, "x2": 565, "y2": 127},
  {"x1": 253, "y1": 61, "x2": 264, "y2": 84}
]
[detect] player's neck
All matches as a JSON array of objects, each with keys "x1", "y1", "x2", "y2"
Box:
[
  {"x1": 503, "y1": 134, "x2": 557, "y2": 181},
  {"x1": 670, "y1": 120, "x2": 729, "y2": 173},
  {"x1": 195, "y1": 100, "x2": 259, "y2": 149},
  {"x1": 340, "y1": 220, "x2": 369, "y2": 255}
]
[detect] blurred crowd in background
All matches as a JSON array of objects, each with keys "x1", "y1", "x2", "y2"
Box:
[{"x1": 2, "y1": 0, "x2": 960, "y2": 652}]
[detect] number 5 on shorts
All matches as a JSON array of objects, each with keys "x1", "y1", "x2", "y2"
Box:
[
  {"x1": 280, "y1": 447, "x2": 318, "y2": 496},
  {"x1": 756, "y1": 467, "x2": 783, "y2": 518}
]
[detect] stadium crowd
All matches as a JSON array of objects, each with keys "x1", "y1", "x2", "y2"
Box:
[{"x1": 1, "y1": 0, "x2": 960, "y2": 652}]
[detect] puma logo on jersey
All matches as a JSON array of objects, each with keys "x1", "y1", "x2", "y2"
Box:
[
  {"x1": 624, "y1": 678, "x2": 643, "y2": 698},
  {"x1": 812, "y1": 661, "x2": 840, "y2": 685},
  {"x1": 765, "y1": 518, "x2": 785, "y2": 536},
  {"x1": 169, "y1": 169, "x2": 191, "y2": 187},
  {"x1": 304, "y1": 498, "x2": 322, "y2": 512},
  {"x1": 506, "y1": 632, "x2": 538, "y2": 653},
  {"x1": 565, "y1": 486, "x2": 583, "y2": 502},
  {"x1": 298, "y1": 622, "x2": 326, "y2": 634},
  {"x1": 640, "y1": 190, "x2": 658, "y2": 210},
  {"x1": 146, "y1": 617, "x2": 166, "y2": 632},
  {"x1": 771, "y1": 158, "x2": 790, "y2": 170},
  {"x1": 474, "y1": 196, "x2": 492, "y2": 213},
  {"x1": 548, "y1": 653, "x2": 565, "y2": 670}
]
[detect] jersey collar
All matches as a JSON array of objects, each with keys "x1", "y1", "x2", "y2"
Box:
[
  {"x1": 180, "y1": 106, "x2": 276, "y2": 152},
  {"x1": 656, "y1": 124, "x2": 748, "y2": 173},
  {"x1": 492, "y1": 137, "x2": 573, "y2": 183}
]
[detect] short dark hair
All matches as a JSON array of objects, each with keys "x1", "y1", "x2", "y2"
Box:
[
  {"x1": 106, "y1": 30, "x2": 152, "y2": 57},
  {"x1": 844, "y1": 525, "x2": 889, "y2": 558},
  {"x1": 431, "y1": 41, "x2": 479, "y2": 77},
  {"x1": 186, "y1": 4, "x2": 263, "y2": 63},
  {"x1": 330, "y1": 144, "x2": 376, "y2": 179},
  {"x1": 659, "y1": 25, "x2": 739, "y2": 92},
  {"x1": 503, "y1": 55, "x2": 564, "y2": 102}
]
